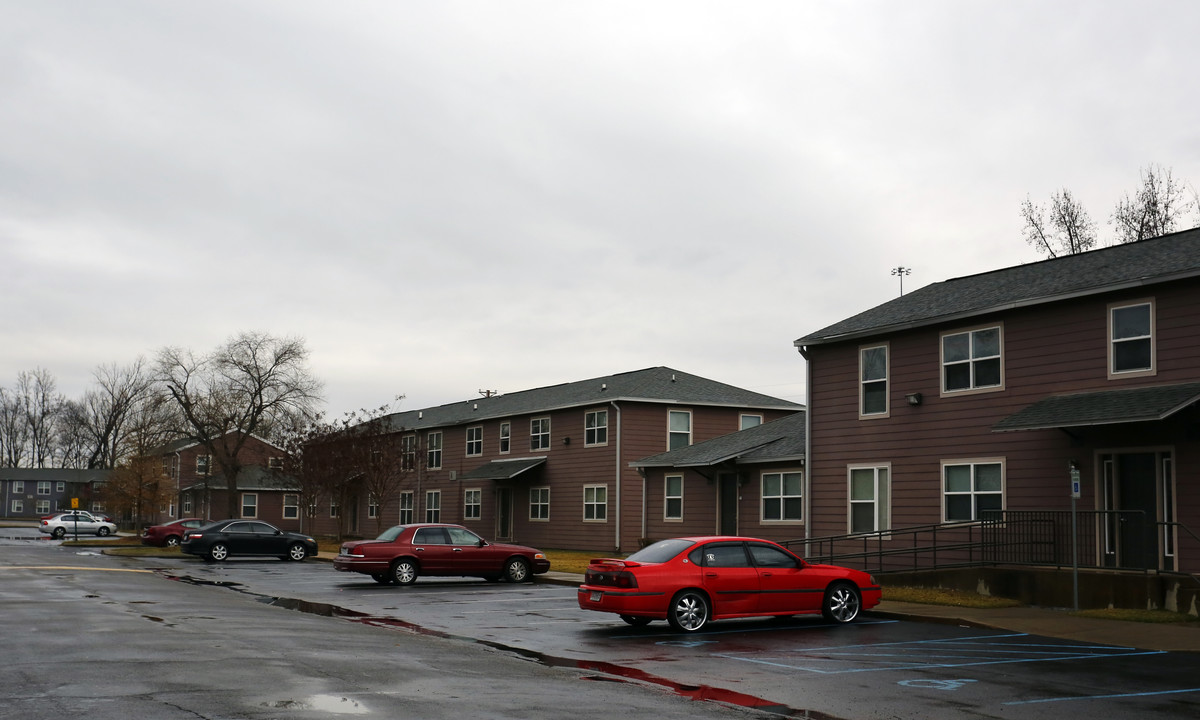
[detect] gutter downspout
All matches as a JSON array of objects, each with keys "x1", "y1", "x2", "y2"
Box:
[
  {"x1": 611, "y1": 401, "x2": 622, "y2": 553},
  {"x1": 798, "y1": 344, "x2": 812, "y2": 552}
]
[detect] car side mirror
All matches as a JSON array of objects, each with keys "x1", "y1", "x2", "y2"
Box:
[{"x1": 477, "y1": 539, "x2": 487, "y2": 547}]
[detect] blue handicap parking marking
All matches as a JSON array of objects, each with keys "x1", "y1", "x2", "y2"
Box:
[
  {"x1": 899, "y1": 678, "x2": 978, "y2": 690},
  {"x1": 714, "y1": 632, "x2": 1166, "y2": 675}
]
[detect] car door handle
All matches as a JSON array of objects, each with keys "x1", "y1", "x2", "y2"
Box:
[
  {"x1": 415, "y1": 547, "x2": 424, "y2": 551},
  {"x1": 453, "y1": 548, "x2": 462, "y2": 552}
]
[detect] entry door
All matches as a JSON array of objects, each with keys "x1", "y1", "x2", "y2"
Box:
[
  {"x1": 1103, "y1": 452, "x2": 1162, "y2": 570},
  {"x1": 718, "y1": 474, "x2": 738, "y2": 536},
  {"x1": 496, "y1": 487, "x2": 513, "y2": 541}
]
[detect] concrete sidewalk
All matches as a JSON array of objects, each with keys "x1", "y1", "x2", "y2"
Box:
[{"x1": 537, "y1": 570, "x2": 1200, "y2": 653}]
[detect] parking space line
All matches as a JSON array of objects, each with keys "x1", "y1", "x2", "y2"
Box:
[{"x1": 1004, "y1": 687, "x2": 1200, "y2": 704}]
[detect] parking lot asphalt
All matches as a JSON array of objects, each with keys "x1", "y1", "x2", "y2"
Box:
[{"x1": 519, "y1": 567, "x2": 1200, "y2": 654}]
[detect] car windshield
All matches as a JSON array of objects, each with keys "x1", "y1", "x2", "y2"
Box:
[
  {"x1": 625, "y1": 538, "x2": 696, "y2": 563},
  {"x1": 376, "y1": 526, "x2": 407, "y2": 542}
]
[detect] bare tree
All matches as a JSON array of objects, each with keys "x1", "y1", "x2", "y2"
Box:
[
  {"x1": 0, "y1": 387, "x2": 29, "y2": 467},
  {"x1": 15, "y1": 368, "x2": 63, "y2": 468},
  {"x1": 1110, "y1": 164, "x2": 1198, "y2": 243},
  {"x1": 158, "y1": 332, "x2": 323, "y2": 520},
  {"x1": 100, "y1": 393, "x2": 179, "y2": 526},
  {"x1": 1021, "y1": 189, "x2": 1098, "y2": 257},
  {"x1": 57, "y1": 359, "x2": 159, "y2": 469}
]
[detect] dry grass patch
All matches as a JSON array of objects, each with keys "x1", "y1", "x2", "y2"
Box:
[
  {"x1": 1070, "y1": 607, "x2": 1200, "y2": 624},
  {"x1": 883, "y1": 585, "x2": 1023, "y2": 608}
]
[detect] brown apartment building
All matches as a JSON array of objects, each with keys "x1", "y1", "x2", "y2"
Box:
[
  {"x1": 307, "y1": 367, "x2": 801, "y2": 552},
  {"x1": 794, "y1": 229, "x2": 1200, "y2": 575}
]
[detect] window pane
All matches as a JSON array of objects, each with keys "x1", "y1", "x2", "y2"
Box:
[
  {"x1": 666, "y1": 498, "x2": 682, "y2": 518},
  {"x1": 943, "y1": 333, "x2": 969, "y2": 363},
  {"x1": 850, "y1": 469, "x2": 876, "y2": 500},
  {"x1": 861, "y1": 346, "x2": 886, "y2": 381},
  {"x1": 975, "y1": 463, "x2": 1003, "y2": 492},
  {"x1": 944, "y1": 465, "x2": 972, "y2": 492},
  {"x1": 851, "y1": 504, "x2": 876, "y2": 533},
  {"x1": 783, "y1": 497, "x2": 803, "y2": 520},
  {"x1": 1113, "y1": 305, "x2": 1150, "y2": 339},
  {"x1": 763, "y1": 497, "x2": 781, "y2": 521},
  {"x1": 972, "y1": 328, "x2": 999, "y2": 357},
  {"x1": 666, "y1": 476, "x2": 682, "y2": 495},
  {"x1": 763, "y1": 474, "x2": 780, "y2": 496},
  {"x1": 594, "y1": 487, "x2": 606, "y2": 503},
  {"x1": 944, "y1": 363, "x2": 971, "y2": 391},
  {"x1": 976, "y1": 493, "x2": 1002, "y2": 517},
  {"x1": 669, "y1": 412, "x2": 690, "y2": 432},
  {"x1": 946, "y1": 495, "x2": 972, "y2": 521},
  {"x1": 974, "y1": 358, "x2": 1002, "y2": 387},
  {"x1": 782, "y1": 472, "x2": 803, "y2": 496},
  {"x1": 1114, "y1": 339, "x2": 1152, "y2": 372},
  {"x1": 862, "y1": 381, "x2": 887, "y2": 414}
]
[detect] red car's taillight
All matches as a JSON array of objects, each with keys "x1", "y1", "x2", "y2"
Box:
[{"x1": 585, "y1": 569, "x2": 638, "y2": 588}]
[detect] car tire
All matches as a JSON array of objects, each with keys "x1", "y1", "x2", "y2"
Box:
[
  {"x1": 822, "y1": 582, "x2": 862, "y2": 624},
  {"x1": 97, "y1": 527, "x2": 111, "y2": 537},
  {"x1": 391, "y1": 559, "x2": 418, "y2": 586},
  {"x1": 286, "y1": 543, "x2": 308, "y2": 561},
  {"x1": 667, "y1": 590, "x2": 710, "y2": 632},
  {"x1": 208, "y1": 544, "x2": 229, "y2": 562},
  {"x1": 165, "y1": 536, "x2": 181, "y2": 547},
  {"x1": 503, "y1": 557, "x2": 531, "y2": 583},
  {"x1": 52, "y1": 527, "x2": 66, "y2": 539},
  {"x1": 620, "y1": 615, "x2": 652, "y2": 627}
]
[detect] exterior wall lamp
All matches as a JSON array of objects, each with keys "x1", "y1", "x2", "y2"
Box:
[{"x1": 905, "y1": 392, "x2": 923, "y2": 407}]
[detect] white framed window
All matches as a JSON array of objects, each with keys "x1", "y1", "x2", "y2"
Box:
[
  {"x1": 668, "y1": 410, "x2": 691, "y2": 450},
  {"x1": 56, "y1": 481, "x2": 65, "y2": 492},
  {"x1": 35, "y1": 500, "x2": 50, "y2": 514},
  {"x1": 466, "y1": 426, "x2": 483, "y2": 457},
  {"x1": 943, "y1": 459, "x2": 1004, "y2": 522},
  {"x1": 942, "y1": 325, "x2": 1003, "y2": 394},
  {"x1": 859, "y1": 344, "x2": 889, "y2": 417},
  {"x1": 530, "y1": 417, "x2": 551, "y2": 451},
  {"x1": 399, "y1": 491, "x2": 414, "y2": 524},
  {"x1": 368, "y1": 494, "x2": 379, "y2": 519},
  {"x1": 499, "y1": 422, "x2": 511, "y2": 454},
  {"x1": 761, "y1": 471, "x2": 803, "y2": 522},
  {"x1": 330, "y1": 499, "x2": 340, "y2": 518},
  {"x1": 849, "y1": 465, "x2": 890, "y2": 534},
  {"x1": 664, "y1": 475, "x2": 683, "y2": 521},
  {"x1": 401, "y1": 435, "x2": 416, "y2": 470},
  {"x1": 12, "y1": 481, "x2": 23, "y2": 494},
  {"x1": 585, "y1": 410, "x2": 608, "y2": 446},
  {"x1": 583, "y1": 485, "x2": 607, "y2": 522},
  {"x1": 283, "y1": 494, "x2": 299, "y2": 519},
  {"x1": 1109, "y1": 299, "x2": 1155, "y2": 377},
  {"x1": 11, "y1": 500, "x2": 22, "y2": 513},
  {"x1": 740, "y1": 414, "x2": 763, "y2": 430},
  {"x1": 37, "y1": 481, "x2": 50, "y2": 496},
  {"x1": 425, "y1": 490, "x2": 441, "y2": 523},
  {"x1": 268, "y1": 457, "x2": 284, "y2": 470},
  {"x1": 241, "y1": 493, "x2": 258, "y2": 518},
  {"x1": 464, "y1": 489, "x2": 481, "y2": 520},
  {"x1": 183, "y1": 496, "x2": 192, "y2": 514},
  {"x1": 530, "y1": 487, "x2": 549, "y2": 521},
  {"x1": 427, "y1": 431, "x2": 442, "y2": 469},
  {"x1": 196, "y1": 455, "x2": 211, "y2": 475}
]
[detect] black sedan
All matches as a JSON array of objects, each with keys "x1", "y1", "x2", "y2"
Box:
[{"x1": 180, "y1": 520, "x2": 318, "y2": 562}]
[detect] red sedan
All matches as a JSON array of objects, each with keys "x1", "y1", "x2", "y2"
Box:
[
  {"x1": 333, "y1": 523, "x2": 550, "y2": 585},
  {"x1": 578, "y1": 536, "x2": 882, "y2": 632},
  {"x1": 141, "y1": 518, "x2": 205, "y2": 547}
]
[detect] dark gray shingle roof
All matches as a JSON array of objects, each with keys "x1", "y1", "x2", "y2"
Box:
[
  {"x1": 380, "y1": 366, "x2": 801, "y2": 432},
  {"x1": 994, "y1": 382, "x2": 1200, "y2": 432},
  {"x1": 796, "y1": 228, "x2": 1200, "y2": 347},
  {"x1": 632, "y1": 411, "x2": 806, "y2": 468},
  {"x1": 459, "y1": 457, "x2": 547, "y2": 481}
]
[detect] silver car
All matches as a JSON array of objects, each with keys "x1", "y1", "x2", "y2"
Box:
[{"x1": 39, "y1": 512, "x2": 117, "y2": 539}]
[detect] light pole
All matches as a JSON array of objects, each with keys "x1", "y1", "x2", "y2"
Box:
[{"x1": 891, "y1": 266, "x2": 912, "y2": 296}]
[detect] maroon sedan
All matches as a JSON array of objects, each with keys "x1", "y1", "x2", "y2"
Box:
[
  {"x1": 333, "y1": 523, "x2": 550, "y2": 585},
  {"x1": 141, "y1": 518, "x2": 205, "y2": 547},
  {"x1": 578, "y1": 536, "x2": 882, "y2": 632}
]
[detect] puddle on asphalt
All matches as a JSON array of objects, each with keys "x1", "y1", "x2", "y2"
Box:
[{"x1": 264, "y1": 695, "x2": 368, "y2": 714}]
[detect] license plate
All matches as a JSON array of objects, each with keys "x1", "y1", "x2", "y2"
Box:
[{"x1": 589, "y1": 591, "x2": 602, "y2": 602}]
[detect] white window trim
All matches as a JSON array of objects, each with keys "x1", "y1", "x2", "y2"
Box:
[
  {"x1": 241, "y1": 493, "x2": 258, "y2": 519},
  {"x1": 760, "y1": 470, "x2": 805, "y2": 524},
  {"x1": 847, "y1": 463, "x2": 892, "y2": 535},
  {"x1": 529, "y1": 486, "x2": 550, "y2": 522},
  {"x1": 399, "y1": 491, "x2": 414, "y2": 524},
  {"x1": 499, "y1": 422, "x2": 511, "y2": 455},
  {"x1": 464, "y1": 488, "x2": 482, "y2": 521},
  {"x1": 668, "y1": 410, "x2": 692, "y2": 450},
  {"x1": 940, "y1": 323, "x2": 1005, "y2": 397},
  {"x1": 583, "y1": 484, "x2": 608, "y2": 523},
  {"x1": 196, "y1": 455, "x2": 212, "y2": 475},
  {"x1": 740, "y1": 414, "x2": 763, "y2": 430},
  {"x1": 941, "y1": 457, "x2": 1006, "y2": 523},
  {"x1": 283, "y1": 494, "x2": 299, "y2": 519},
  {"x1": 425, "y1": 490, "x2": 441, "y2": 523},
  {"x1": 664, "y1": 474, "x2": 684, "y2": 522},
  {"x1": 466, "y1": 426, "x2": 483, "y2": 457},
  {"x1": 859, "y1": 343, "x2": 890, "y2": 419},
  {"x1": 585, "y1": 409, "x2": 609, "y2": 447},
  {"x1": 1108, "y1": 298, "x2": 1156, "y2": 379},
  {"x1": 530, "y1": 417, "x2": 551, "y2": 451},
  {"x1": 427, "y1": 431, "x2": 443, "y2": 470}
]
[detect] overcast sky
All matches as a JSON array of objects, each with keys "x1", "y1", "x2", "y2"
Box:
[{"x1": 3, "y1": 1, "x2": 1199, "y2": 417}]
